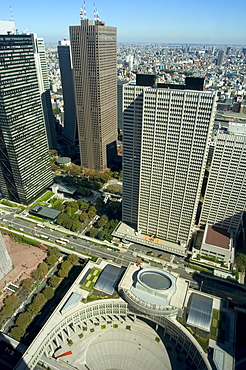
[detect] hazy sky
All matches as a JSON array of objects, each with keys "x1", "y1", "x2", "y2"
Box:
[{"x1": 1, "y1": 0, "x2": 245, "y2": 45}]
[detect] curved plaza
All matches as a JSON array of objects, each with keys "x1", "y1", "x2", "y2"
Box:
[{"x1": 15, "y1": 261, "x2": 211, "y2": 370}]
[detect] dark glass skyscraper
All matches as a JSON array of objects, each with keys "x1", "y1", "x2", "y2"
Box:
[{"x1": 0, "y1": 34, "x2": 53, "y2": 204}]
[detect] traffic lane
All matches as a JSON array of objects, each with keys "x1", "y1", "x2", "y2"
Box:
[
  {"x1": 1, "y1": 217, "x2": 133, "y2": 263},
  {"x1": 129, "y1": 243, "x2": 172, "y2": 260}
]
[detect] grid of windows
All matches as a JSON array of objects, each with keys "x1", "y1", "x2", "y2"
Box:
[
  {"x1": 123, "y1": 84, "x2": 216, "y2": 245},
  {"x1": 201, "y1": 133, "x2": 246, "y2": 232},
  {"x1": 70, "y1": 20, "x2": 117, "y2": 170},
  {"x1": 0, "y1": 34, "x2": 53, "y2": 204}
]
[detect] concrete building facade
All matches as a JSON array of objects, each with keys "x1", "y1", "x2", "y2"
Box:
[
  {"x1": 70, "y1": 19, "x2": 117, "y2": 170},
  {"x1": 200, "y1": 131, "x2": 246, "y2": 233},
  {"x1": 33, "y1": 35, "x2": 57, "y2": 150},
  {"x1": 0, "y1": 34, "x2": 53, "y2": 204},
  {"x1": 58, "y1": 40, "x2": 78, "y2": 146},
  {"x1": 122, "y1": 78, "x2": 216, "y2": 246}
]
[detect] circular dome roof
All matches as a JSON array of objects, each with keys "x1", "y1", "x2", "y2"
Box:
[{"x1": 139, "y1": 270, "x2": 172, "y2": 290}]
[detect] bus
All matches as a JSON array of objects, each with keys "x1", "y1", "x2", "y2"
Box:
[
  {"x1": 55, "y1": 239, "x2": 66, "y2": 246},
  {"x1": 59, "y1": 237, "x2": 69, "y2": 243},
  {"x1": 40, "y1": 235, "x2": 50, "y2": 240}
]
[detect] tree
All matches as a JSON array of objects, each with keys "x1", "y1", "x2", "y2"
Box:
[
  {"x1": 68, "y1": 165, "x2": 81, "y2": 176},
  {"x1": 4, "y1": 295, "x2": 19, "y2": 307},
  {"x1": 88, "y1": 228, "x2": 98, "y2": 238},
  {"x1": 65, "y1": 201, "x2": 79, "y2": 212},
  {"x1": 68, "y1": 254, "x2": 79, "y2": 265},
  {"x1": 49, "y1": 247, "x2": 60, "y2": 258},
  {"x1": 10, "y1": 326, "x2": 25, "y2": 341},
  {"x1": 107, "y1": 185, "x2": 122, "y2": 194},
  {"x1": 97, "y1": 215, "x2": 108, "y2": 228},
  {"x1": 61, "y1": 260, "x2": 72, "y2": 271},
  {"x1": 70, "y1": 220, "x2": 81, "y2": 232},
  {"x1": 89, "y1": 205, "x2": 97, "y2": 213},
  {"x1": 58, "y1": 269, "x2": 68, "y2": 278},
  {"x1": 21, "y1": 278, "x2": 34, "y2": 291},
  {"x1": 78, "y1": 199, "x2": 89, "y2": 211},
  {"x1": 42, "y1": 287, "x2": 54, "y2": 300},
  {"x1": 53, "y1": 202, "x2": 64, "y2": 211},
  {"x1": 57, "y1": 213, "x2": 70, "y2": 226},
  {"x1": 79, "y1": 212, "x2": 89, "y2": 222},
  {"x1": 88, "y1": 211, "x2": 96, "y2": 219},
  {"x1": 28, "y1": 293, "x2": 47, "y2": 315},
  {"x1": 46, "y1": 254, "x2": 58, "y2": 265},
  {"x1": 48, "y1": 276, "x2": 60, "y2": 288},
  {"x1": 235, "y1": 253, "x2": 246, "y2": 272},
  {"x1": 32, "y1": 262, "x2": 48, "y2": 280},
  {"x1": 0, "y1": 304, "x2": 14, "y2": 318},
  {"x1": 15, "y1": 312, "x2": 31, "y2": 327}
]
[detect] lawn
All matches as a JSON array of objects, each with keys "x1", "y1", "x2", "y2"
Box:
[
  {"x1": 80, "y1": 267, "x2": 101, "y2": 292},
  {"x1": 209, "y1": 309, "x2": 226, "y2": 343}
]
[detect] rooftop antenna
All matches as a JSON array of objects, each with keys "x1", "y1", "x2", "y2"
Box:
[
  {"x1": 10, "y1": 5, "x2": 14, "y2": 22},
  {"x1": 93, "y1": 2, "x2": 100, "y2": 22},
  {"x1": 80, "y1": 1, "x2": 87, "y2": 20}
]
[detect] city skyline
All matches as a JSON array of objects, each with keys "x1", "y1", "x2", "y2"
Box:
[{"x1": 0, "y1": 0, "x2": 246, "y2": 45}]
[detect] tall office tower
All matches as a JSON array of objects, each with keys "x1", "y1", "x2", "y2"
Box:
[
  {"x1": 122, "y1": 75, "x2": 216, "y2": 246},
  {"x1": 33, "y1": 35, "x2": 57, "y2": 149},
  {"x1": 58, "y1": 40, "x2": 78, "y2": 146},
  {"x1": 200, "y1": 128, "x2": 246, "y2": 233},
  {"x1": 70, "y1": 19, "x2": 117, "y2": 170},
  {"x1": 117, "y1": 80, "x2": 128, "y2": 131},
  {"x1": 217, "y1": 50, "x2": 225, "y2": 66},
  {"x1": 0, "y1": 232, "x2": 12, "y2": 281},
  {"x1": 0, "y1": 34, "x2": 53, "y2": 204}
]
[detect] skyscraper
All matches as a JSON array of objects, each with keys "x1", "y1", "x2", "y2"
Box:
[
  {"x1": 58, "y1": 39, "x2": 78, "y2": 146},
  {"x1": 33, "y1": 35, "x2": 57, "y2": 150},
  {"x1": 217, "y1": 50, "x2": 225, "y2": 66},
  {"x1": 70, "y1": 19, "x2": 117, "y2": 170},
  {"x1": 0, "y1": 34, "x2": 53, "y2": 204},
  {"x1": 200, "y1": 127, "x2": 246, "y2": 233},
  {"x1": 122, "y1": 76, "x2": 216, "y2": 246}
]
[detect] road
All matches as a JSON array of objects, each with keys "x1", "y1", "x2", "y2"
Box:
[{"x1": 1, "y1": 213, "x2": 246, "y2": 307}]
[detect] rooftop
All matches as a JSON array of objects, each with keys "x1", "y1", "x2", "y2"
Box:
[
  {"x1": 29, "y1": 205, "x2": 61, "y2": 221},
  {"x1": 205, "y1": 225, "x2": 231, "y2": 249}
]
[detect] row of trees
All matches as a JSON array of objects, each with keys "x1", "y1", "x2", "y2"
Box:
[{"x1": 9, "y1": 253, "x2": 79, "y2": 341}]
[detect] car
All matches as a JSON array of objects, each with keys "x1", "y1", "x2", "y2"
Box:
[
  {"x1": 20, "y1": 228, "x2": 24, "y2": 231},
  {"x1": 136, "y1": 261, "x2": 141, "y2": 265}
]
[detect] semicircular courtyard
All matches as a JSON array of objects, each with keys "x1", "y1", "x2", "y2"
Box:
[{"x1": 52, "y1": 315, "x2": 195, "y2": 370}]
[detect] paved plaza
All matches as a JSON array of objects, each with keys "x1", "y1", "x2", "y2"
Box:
[{"x1": 55, "y1": 317, "x2": 172, "y2": 370}]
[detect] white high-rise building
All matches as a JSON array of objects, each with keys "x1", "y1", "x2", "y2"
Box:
[
  {"x1": 200, "y1": 129, "x2": 246, "y2": 233},
  {"x1": 122, "y1": 76, "x2": 216, "y2": 247},
  {"x1": 32, "y1": 35, "x2": 57, "y2": 149}
]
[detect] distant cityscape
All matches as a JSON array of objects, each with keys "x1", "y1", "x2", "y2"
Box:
[{"x1": 0, "y1": 7, "x2": 246, "y2": 370}]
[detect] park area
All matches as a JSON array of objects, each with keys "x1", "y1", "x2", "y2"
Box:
[{"x1": 0, "y1": 232, "x2": 47, "y2": 307}]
